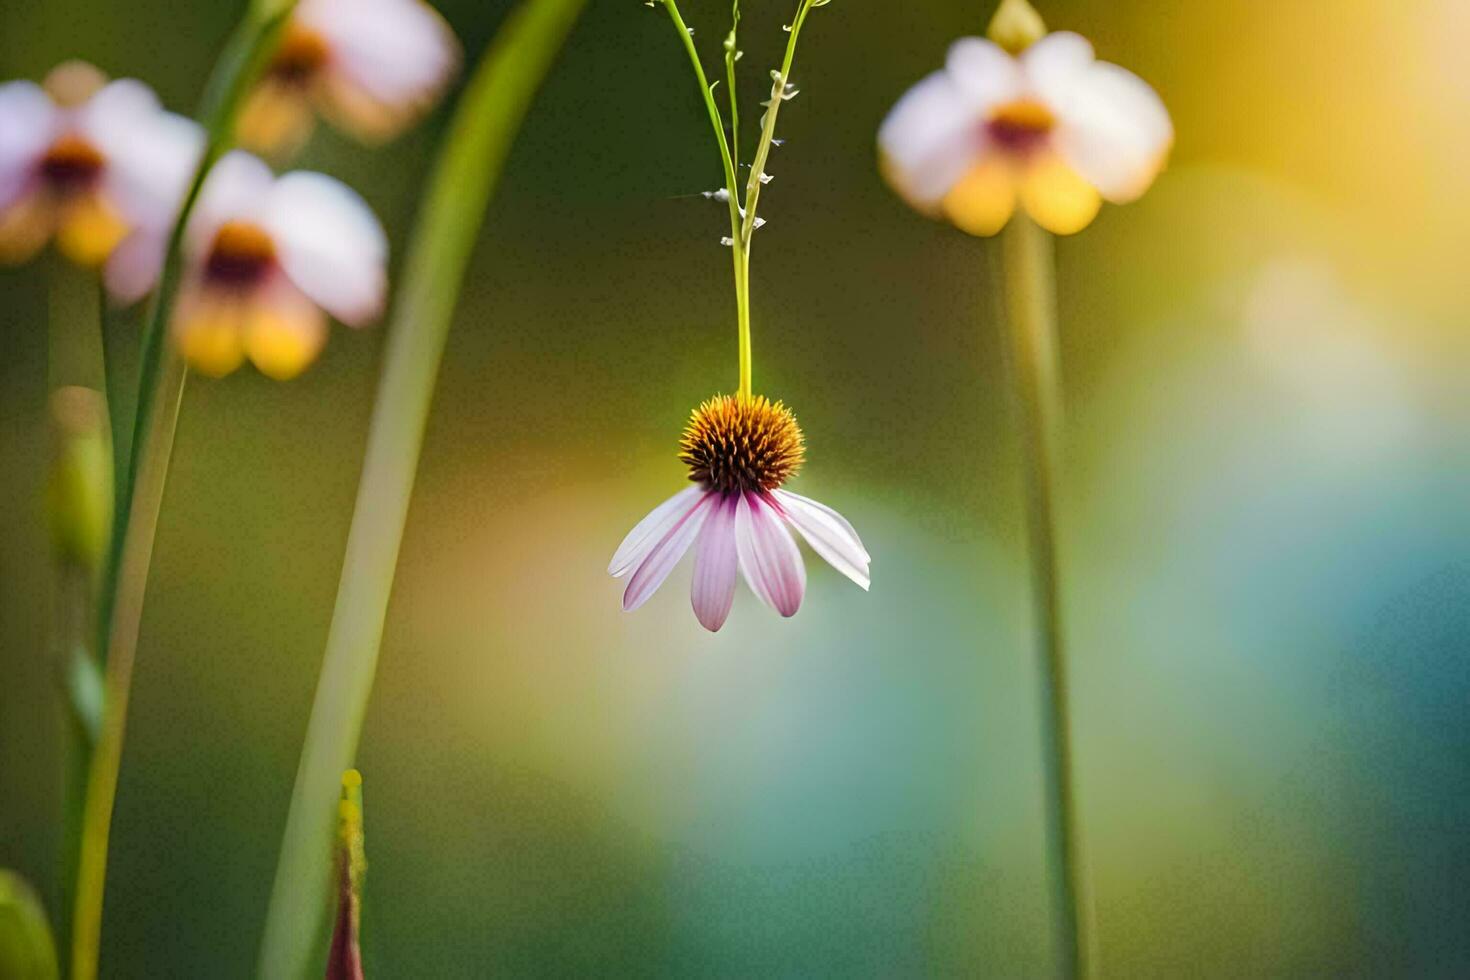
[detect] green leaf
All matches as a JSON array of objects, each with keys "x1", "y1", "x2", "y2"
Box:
[{"x1": 0, "y1": 871, "x2": 60, "y2": 980}]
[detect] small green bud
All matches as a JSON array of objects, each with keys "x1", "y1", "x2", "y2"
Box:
[
  {"x1": 0, "y1": 870, "x2": 60, "y2": 980},
  {"x1": 987, "y1": 0, "x2": 1047, "y2": 55},
  {"x1": 327, "y1": 770, "x2": 366, "y2": 980},
  {"x1": 46, "y1": 387, "x2": 113, "y2": 575}
]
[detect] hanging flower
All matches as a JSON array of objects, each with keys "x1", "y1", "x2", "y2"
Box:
[
  {"x1": 610, "y1": 395, "x2": 870, "y2": 632},
  {"x1": 163, "y1": 151, "x2": 386, "y2": 380},
  {"x1": 878, "y1": 31, "x2": 1172, "y2": 236},
  {"x1": 0, "y1": 62, "x2": 202, "y2": 268},
  {"x1": 237, "y1": 0, "x2": 461, "y2": 156}
]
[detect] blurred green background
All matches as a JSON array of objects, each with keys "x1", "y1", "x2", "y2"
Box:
[{"x1": 3, "y1": 0, "x2": 1469, "y2": 975}]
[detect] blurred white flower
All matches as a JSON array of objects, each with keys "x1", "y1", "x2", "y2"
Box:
[
  {"x1": 162, "y1": 152, "x2": 386, "y2": 380},
  {"x1": 0, "y1": 62, "x2": 201, "y2": 268},
  {"x1": 237, "y1": 0, "x2": 461, "y2": 156},
  {"x1": 879, "y1": 32, "x2": 1172, "y2": 236}
]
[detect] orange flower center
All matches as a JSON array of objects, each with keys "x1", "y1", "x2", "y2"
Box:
[
  {"x1": 679, "y1": 394, "x2": 805, "y2": 494},
  {"x1": 205, "y1": 220, "x2": 277, "y2": 287},
  {"x1": 39, "y1": 134, "x2": 106, "y2": 191},
  {"x1": 986, "y1": 99, "x2": 1056, "y2": 155},
  {"x1": 270, "y1": 23, "x2": 332, "y2": 84}
]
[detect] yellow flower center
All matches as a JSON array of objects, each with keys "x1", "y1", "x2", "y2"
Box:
[
  {"x1": 270, "y1": 23, "x2": 332, "y2": 85},
  {"x1": 679, "y1": 394, "x2": 805, "y2": 494},
  {"x1": 986, "y1": 99, "x2": 1056, "y2": 155},
  {"x1": 205, "y1": 220, "x2": 277, "y2": 287}
]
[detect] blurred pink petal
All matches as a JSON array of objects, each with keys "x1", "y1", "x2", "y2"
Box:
[
  {"x1": 305, "y1": 0, "x2": 460, "y2": 139},
  {"x1": 0, "y1": 81, "x2": 54, "y2": 211}
]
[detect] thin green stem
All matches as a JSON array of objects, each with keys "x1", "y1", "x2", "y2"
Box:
[
  {"x1": 71, "y1": 352, "x2": 186, "y2": 980},
  {"x1": 999, "y1": 214, "x2": 1091, "y2": 980},
  {"x1": 723, "y1": 0, "x2": 741, "y2": 170},
  {"x1": 659, "y1": 0, "x2": 749, "y2": 396},
  {"x1": 738, "y1": 1, "x2": 811, "y2": 247},
  {"x1": 73, "y1": 7, "x2": 295, "y2": 976},
  {"x1": 54, "y1": 561, "x2": 92, "y2": 966},
  {"x1": 257, "y1": 3, "x2": 587, "y2": 974}
]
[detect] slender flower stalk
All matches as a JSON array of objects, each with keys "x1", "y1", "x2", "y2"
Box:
[
  {"x1": 45, "y1": 386, "x2": 110, "y2": 964},
  {"x1": 1000, "y1": 212, "x2": 1090, "y2": 978},
  {"x1": 70, "y1": 351, "x2": 185, "y2": 980},
  {"x1": 71, "y1": 5, "x2": 298, "y2": 977},
  {"x1": 257, "y1": 3, "x2": 587, "y2": 974},
  {"x1": 876, "y1": 2, "x2": 1172, "y2": 975}
]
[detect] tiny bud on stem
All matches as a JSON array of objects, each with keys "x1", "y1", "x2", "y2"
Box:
[{"x1": 987, "y1": 0, "x2": 1047, "y2": 54}]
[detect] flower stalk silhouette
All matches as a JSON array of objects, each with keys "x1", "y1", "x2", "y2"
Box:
[
  {"x1": 878, "y1": 0, "x2": 1173, "y2": 975},
  {"x1": 256, "y1": 2, "x2": 588, "y2": 973}
]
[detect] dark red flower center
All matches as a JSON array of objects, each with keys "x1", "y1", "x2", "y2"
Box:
[
  {"x1": 39, "y1": 134, "x2": 105, "y2": 191},
  {"x1": 986, "y1": 99, "x2": 1055, "y2": 156},
  {"x1": 204, "y1": 220, "x2": 277, "y2": 287}
]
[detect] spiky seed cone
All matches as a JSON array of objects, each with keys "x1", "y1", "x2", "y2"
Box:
[{"x1": 679, "y1": 394, "x2": 805, "y2": 494}]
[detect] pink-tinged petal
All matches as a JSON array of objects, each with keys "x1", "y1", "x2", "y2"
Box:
[
  {"x1": 690, "y1": 494, "x2": 739, "y2": 631},
  {"x1": 186, "y1": 151, "x2": 274, "y2": 258},
  {"x1": 772, "y1": 490, "x2": 870, "y2": 591},
  {"x1": 878, "y1": 70, "x2": 984, "y2": 212},
  {"x1": 1053, "y1": 62, "x2": 1172, "y2": 203},
  {"x1": 609, "y1": 485, "x2": 707, "y2": 578},
  {"x1": 0, "y1": 81, "x2": 55, "y2": 211},
  {"x1": 945, "y1": 37, "x2": 1024, "y2": 110},
  {"x1": 266, "y1": 171, "x2": 387, "y2": 326},
  {"x1": 773, "y1": 489, "x2": 869, "y2": 560},
  {"x1": 623, "y1": 493, "x2": 714, "y2": 612},
  {"x1": 104, "y1": 227, "x2": 166, "y2": 306},
  {"x1": 304, "y1": 0, "x2": 461, "y2": 141},
  {"x1": 735, "y1": 492, "x2": 805, "y2": 618}
]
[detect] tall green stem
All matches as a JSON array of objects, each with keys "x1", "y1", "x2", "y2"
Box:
[
  {"x1": 256, "y1": 3, "x2": 586, "y2": 974},
  {"x1": 72, "y1": 6, "x2": 294, "y2": 976},
  {"x1": 999, "y1": 214, "x2": 1091, "y2": 980},
  {"x1": 70, "y1": 352, "x2": 186, "y2": 980}
]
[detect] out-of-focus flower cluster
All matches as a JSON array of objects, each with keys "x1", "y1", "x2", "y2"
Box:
[
  {"x1": 0, "y1": 0, "x2": 460, "y2": 379},
  {"x1": 879, "y1": 29, "x2": 1172, "y2": 236}
]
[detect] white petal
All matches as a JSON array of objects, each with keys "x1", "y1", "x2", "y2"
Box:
[
  {"x1": 304, "y1": 0, "x2": 459, "y2": 135},
  {"x1": 1053, "y1": 62, "x2": 1172, "y2": 203},
  {"x1": 1021, "y1": 31, "x2": 1096, "y2": 104},
  {"x1": 623, "y1": 493, "x2": 714, "y2": 612},
  {"x1": 265, "y1": 171, "x2": 387, "y2": 326},
  {"x1": 878, "y1": 70, "x2": 984, "y2": 210},
  {"x1": 735, "y1": 492, "x2": 805, "y2": 618},
  {"x1": 690, "y1": 494, "x2": 739, "y2": 632},
  {"x1": 0, "y1": 81, "x2": 56, "y2": 210},
  {"x1": 187, "y1": 151, "x2": 275, "y2": 257},
  {"x1": 77, "y1": 79, "x2": 165, "y2": 157},
  {"x1": 945, "y1": 37, "x2": 1024, "y2": 110},
  {"x1": 772, "y1": 490, "x2": 870, "y2": 591},
  {"x1": 609, "y1": 485, "x2": 705, "y2": 577},
  {"x1": 103, "y1": 110, "x2": 204, "y2": 230}
]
